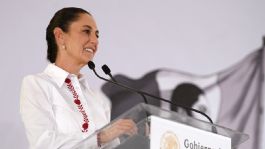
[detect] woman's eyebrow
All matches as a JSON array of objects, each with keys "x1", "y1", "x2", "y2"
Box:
[
  {"x1": 83, "y1": 25, "x2": 99, "y2": 32},
  {"x1": 82, "y1": 25, "x2": 92, "y2": 29}
]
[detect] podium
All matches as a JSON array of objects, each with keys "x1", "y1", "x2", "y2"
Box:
[{"x1": 74, "y1": 103, "x2": 248, "y2": 149}]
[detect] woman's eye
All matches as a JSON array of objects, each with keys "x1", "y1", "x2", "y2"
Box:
[
  {"x1": 83, "y1": 29, "x2": 99, "y2": 38},
  {"x1": 83, "y1": 29, "x2": 91, "y2": 34}
]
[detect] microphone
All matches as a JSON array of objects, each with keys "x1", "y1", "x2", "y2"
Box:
[
  {"x1": 101, "y1": 65, "x2": 117, "y2": 82},
  {"x1": 88, "y1": 61, "x2": 217, "y2": 133},
  {"x1": 102, "y1": 64, "x2": 148, "y2": 104}
]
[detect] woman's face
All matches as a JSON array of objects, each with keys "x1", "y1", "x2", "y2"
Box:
[{"x1": 62, "y1": 13, "x2": 99, "y2": 66}]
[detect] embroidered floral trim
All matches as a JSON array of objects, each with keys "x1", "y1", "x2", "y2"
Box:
[{"x1": 65, "y1": 78, "x2": 89, "y2": 133}]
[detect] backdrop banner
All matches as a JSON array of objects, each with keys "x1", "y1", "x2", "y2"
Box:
[{"x1": 102, "y1": 47, "x2": 264, "y2": 149}]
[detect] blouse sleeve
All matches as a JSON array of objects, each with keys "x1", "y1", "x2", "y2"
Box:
[
  {"x1": 97, "y1": 90, "x2": 112, "y2": 122},
  {"x1": 20, "y1": 75, "x2": 99, "y2": 149}
]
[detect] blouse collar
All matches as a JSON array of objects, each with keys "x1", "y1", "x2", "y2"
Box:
[{"x1": 44, "y1": 63, "x2": 88, "y2": 88}]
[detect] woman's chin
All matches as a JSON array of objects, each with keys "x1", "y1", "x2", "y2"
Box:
[{"x1": 83, "y1": 57, "x2": 94, "y2": 65}]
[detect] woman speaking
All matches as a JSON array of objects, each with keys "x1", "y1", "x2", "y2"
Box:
[{"x1": 20, "y1": 7, "x2": 136, "y2": 149}]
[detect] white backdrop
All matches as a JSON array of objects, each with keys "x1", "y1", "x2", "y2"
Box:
[{"x1": 0, "y1": 0, "x2": 265, "y2": 148}]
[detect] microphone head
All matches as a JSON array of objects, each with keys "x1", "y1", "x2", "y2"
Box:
[
  {"x1": 87, "y1": 61, "x2": 95, "y2": 70},
  {"x1": 102, "y1": 64, "x2": 111, "y2": 75}
]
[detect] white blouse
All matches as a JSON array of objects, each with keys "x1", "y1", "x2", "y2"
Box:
[{"x1": 20, "y1": 64, "x2": 111, "y2": 149}]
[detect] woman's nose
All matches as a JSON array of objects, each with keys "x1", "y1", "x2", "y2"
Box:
[{"x1": 89, "y1": 33, "x2": 99, "y2": 45}]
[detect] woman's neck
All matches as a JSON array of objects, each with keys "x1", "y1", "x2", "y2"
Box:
[{"x1": 55, "y1": 60, "x2": 83, "y2": 77}]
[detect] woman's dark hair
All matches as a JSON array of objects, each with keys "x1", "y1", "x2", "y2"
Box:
[{"x1": 46, "y1": 7, "x2": 91, "y2": 63}]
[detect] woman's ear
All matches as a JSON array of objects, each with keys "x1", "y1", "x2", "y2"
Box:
[{"x1": 53, "y1": 27, "x2": 65, "y2": 46}]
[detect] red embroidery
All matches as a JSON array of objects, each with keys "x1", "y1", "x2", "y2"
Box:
[{"x1": 65, "y1": 78, "x2": 89, "y2": 133}]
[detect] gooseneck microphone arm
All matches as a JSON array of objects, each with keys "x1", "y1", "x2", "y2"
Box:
[
  {"x1": 88, "y1": 61, "x2": 214, "y2": 125},
  {"x1": 88, "y1": 62, "x2": 149, "y2": 104},
  {"x1": 101, "y1": 64, "x2": 149, "y2": 104}
]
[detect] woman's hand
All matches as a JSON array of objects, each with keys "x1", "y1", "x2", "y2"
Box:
[{"x1": 98, "y1": 119, "x2": 137, "y2": 145}]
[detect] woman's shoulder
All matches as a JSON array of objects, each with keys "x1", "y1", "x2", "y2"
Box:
[
  {"x1": 21, "y1": 72, "x2": 54, "y2": 89},
  {"x1": 22, "y1": 63, "x2": 61, "y2": 84},
  {"x1": 23, "y1": 72, "x2": 51, "y2": 82}
]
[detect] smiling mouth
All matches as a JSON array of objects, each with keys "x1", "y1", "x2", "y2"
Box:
[{"x1": 84, "y1": 48, "x2": 94, "y2": 53}]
